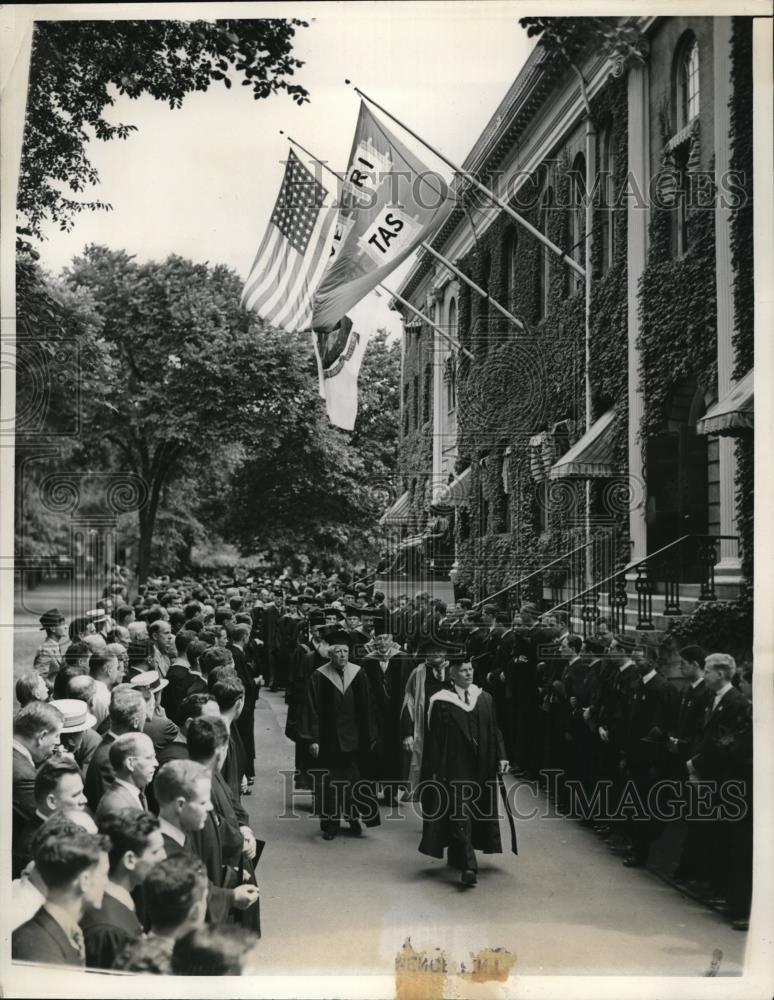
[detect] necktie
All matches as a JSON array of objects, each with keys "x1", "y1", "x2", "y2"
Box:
[
  {"x1": 464, "y1": 690, "x2": 470, "y2": 705},
  {"x1": 70, "y1": 925, "x2": 85, "y2": 961},
  {"x1": 139, "y1": 790, "x2": 148, "y2": 811}
]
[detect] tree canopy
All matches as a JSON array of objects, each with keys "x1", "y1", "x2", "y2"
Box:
[
  {"x1": 16, "y1": 250, "x2": 400, "y2": 580},
  {"x1": 18, "y1": 18, "x2": 309, "y2": 243}
]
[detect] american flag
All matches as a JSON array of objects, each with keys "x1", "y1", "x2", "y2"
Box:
[{"x1": 241, "y1": 149, "x2": 339, "y2": 332}]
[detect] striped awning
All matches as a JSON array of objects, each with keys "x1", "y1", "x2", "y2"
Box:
[
  {"x1": 549, "y1": 410, "x2": 621, "y2": 479},
  {"x1": 432, "y1": 466, "x2": 471, "y2": 505},
  {"x1": 696, "y1": 370, "x2": 753, "y2": 436},
  {"x1": 379, "y1": 491, "x2": 410, "y2": 527}
]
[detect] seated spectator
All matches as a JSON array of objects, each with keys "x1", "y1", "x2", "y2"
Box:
[
  {"x1": 113, "y1": 856, "x2": 208, "y2": 974},
  {"x1": 12, "y1": 813, "x2": 96, "y2": 931},
  {"x1": 16, "y1": 671, "x2": 50, "y2": 707},
  {"x1": 12, "y1": 825, "x2": 110, "y2": 967},
  {"x1": 13, "y1": 701, "x2": 64, "y2": 831},
  {"x1": 12, "y1": 755, "x2": 88, "y2": 878},
  {"x1": 61, "y1": 677, "x2": 102, "y2": 773},
  {"x1": 81, "y1": 809, "x2": 166, "y2": 969},
  {"x1": 89, "y1": 651, "x2": 123, "y2": 725},
  {"x1": 84, "y1": 686, "x2": 147, "y2": 812},
  {"x1": 171, "y1": 924, "x2": 259, "y2": 975},
  {"x1": 130, "y1": 670, "x2": 179, "y2": 752},
  {"x1": 95, "y1": 733, "x2": 158, "y2": 822}
]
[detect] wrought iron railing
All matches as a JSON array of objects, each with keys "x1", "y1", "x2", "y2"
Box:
[
  {"x1": 543, "y1": 533, "x2": 740, "y2": 635},
  {"x1": 471, "y1": 525, "x2": 628, "y2": 613}
]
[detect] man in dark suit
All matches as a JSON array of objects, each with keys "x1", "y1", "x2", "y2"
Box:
[
  {"x1": 669, "y1": 645, "x2": 712, "y2": 882},
  {"x1": 81, "y1": 809, "x2": 166, "y2": 968},
  {"x1": 154, "y1": 759, "x2": 259, "y2": 923},
  {"x1": 227, "y1": 623, "x2": 260, "y2": 784},
  {"x1": 84, "y1": 686, "x2": 147, "y2": 812},
  {"x1": 13, "y1": 701, "x2": 65, "y2": 829},
  {"x1": 12, "y1": 826, "x2": 110, "y2": 966},
  {"x1": 686, "y1": 652, "x2": 752, "y2": 929},
  {"x1": 186, "y1": 718, "x2": 261, "y2": 933},
  {"x1": 361, "y1": 627, "x2": 413, "y2": 803},
  {"x1": 620, "y1": 650, "x2": 678, "y2": 867},
  {"x1": 13, "y1": 756, "x2": 89, "y2": 878},
  {"x1": 95, "y1": 732, "x2": 158, "y2": 822},
  {"x1": 130, "y1": 670, "x2": 180, "y2": 753}
]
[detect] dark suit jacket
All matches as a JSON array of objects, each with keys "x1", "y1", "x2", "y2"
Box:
[
  {"x1": 80, "y1": 890, "x2": 142, "y2": 969},
  {"x1": 12, "y1": 811, "x2": 44, "y2": 879},
  {"x1": 161, "y1": 663, "x2": 206, "y2": 725},
  {"x1": 84, "y1": 733, "x2": 117, "y2": 812},
  {"x1": 692, "y1": 686, "x2": 752, "y2": 781},
  {"x1": 95, "y1": 782, "x2": 146, "y2": 823},
  {"x1": 12, "y1": 906, "x2": 84, "y2": 966},
  {"x1": 160, "y1": 831, "x2": 235, "y2": 924},
  {"x1": 144, "y1": 714, "x2": 179, "y2": 754},
  {"x1": 13, "y1": 748, "x2": 37, "y2": 827}
]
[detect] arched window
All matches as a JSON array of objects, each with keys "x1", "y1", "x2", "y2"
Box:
[
  {"x1": 676, "y1": 35, "x2": 700, "y2": 131},
  {"x1": 568, "y1": 154, "x2": 586, "y2": 296},
  {"x1": 536, "y1": 185, "x2": 552, "y2": 322},
  {"x1": 446, "y1": 299, "x2": 457, "y2": 412},
  {"x1": 598, "y1": 130, "x2": 616, "y2": 275}
]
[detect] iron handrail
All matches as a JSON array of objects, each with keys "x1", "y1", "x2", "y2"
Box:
[
  {"x1": 542, "y1": 533, "x2": 739, "y2": 619},
  {"x1": 471, "y1": 532, "x2": 610, "y2": 611}
]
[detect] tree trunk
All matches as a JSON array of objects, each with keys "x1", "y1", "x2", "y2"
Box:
[{"x1": 137, "y1": 477, "x2": 162, "y2": 585}]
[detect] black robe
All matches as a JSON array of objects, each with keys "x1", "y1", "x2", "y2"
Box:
[
  {"x1": 299, "y1": 664, "x2": 380, "y2": 826},
  {"x1": 419, "y1": 688, "x2": 507, "y2": 867},
  {"x1": 361, "y1": 651, "x2": 412, "y2": 785}
]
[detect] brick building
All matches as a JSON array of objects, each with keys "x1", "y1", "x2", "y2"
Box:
[{"x1": 381, "y1": 15, "x2": 753, "y2": 649}]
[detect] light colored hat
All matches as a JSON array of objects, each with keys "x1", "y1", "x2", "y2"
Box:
[
  {"x1": 49, "y1": 699, "x2": 97, "y2": 733},
  {"x1": 130, "y1": 669, "x2": 169, "y2": 693}
]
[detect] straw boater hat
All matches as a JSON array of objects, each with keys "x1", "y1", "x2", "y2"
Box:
[
  {"x1": 130, "y1": 669, "x2": 169, "y2": 693},
  {"x1": 49, "y1": 698, "x2": 97, "y2": 733}
]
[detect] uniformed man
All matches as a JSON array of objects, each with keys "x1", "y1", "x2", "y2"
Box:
[{"x1": 34, "y1": 609, "x2": 69, "y2": 690}]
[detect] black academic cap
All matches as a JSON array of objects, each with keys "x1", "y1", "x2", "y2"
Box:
[
  {"x1": 318, "y1": 626, "x2": 350, "y2": 647},
  {"x1": 343, "y1": 603, "x2": 363, "y2": 619},
  {"x1": 322, "y1": 606, "x2": 346, "y2": 621}
]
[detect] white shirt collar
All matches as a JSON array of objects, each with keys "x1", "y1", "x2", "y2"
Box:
[
  {"x1": 104, "y1": 880, "x2": 136, "y2": 912},
  {"x1": 158, "y1": 816, "x2": 186, "y2": 846},
  {"x1": 641, "y1": 669, "x2": 657, "y2": 685},
  {"x1": 13, "y1": 740, "x2": 34, "y2": 767},
  {"x1": 713, "y1": 681, "x2": 733, "y2": 704},
  {"x1": 113, "y1": 777, "x2": 142, "y2": 801},
  {"x1": 619, "y1": 659, "x2": 634, "y2": 672},
  {"x1": 690, "y1": 676, "x2": 704, "y2": 689}
]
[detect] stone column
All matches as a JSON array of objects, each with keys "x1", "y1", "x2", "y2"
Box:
[
  {"x1": 627, "y1": 60, "x2": 650, "y2": 562},
  {"x1": 713, "y1": 15, "x2": 743, "y2": 579}
]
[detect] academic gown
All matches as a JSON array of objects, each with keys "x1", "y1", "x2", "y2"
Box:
[
  {"x1": 285, "y1": 641, "x2": 326, "y2": 789},
  {"x1": 299, "y1": 663, "x2": 380, "y2": 827},
  {"x1": 418, "y1": 686, "x2": 507, "y2": 870},
  {"x1": 361, "y1": 651, "x2": 412, "y2": 786},
  {"x1": 228, "y1": 643, "x2": 257, "y2": 778}
]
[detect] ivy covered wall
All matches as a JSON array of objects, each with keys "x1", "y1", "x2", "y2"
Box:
[
  {"x1": 451, "y1": 75, "x2": 630, "y2": 600},
  {"x1": 729, "y1": 16, "x2": 753, "y2": 582}
]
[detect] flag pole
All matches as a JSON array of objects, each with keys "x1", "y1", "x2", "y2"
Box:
[
  {"x1": 420, "y1": 243, "x2": 527, "y2": 333},
  {"x1": 378, "y1": 283, "x2": 475, "y2": 362},
  {"x1": 348, "y1": 84, "x2": 585, "y2": 279},
  {"x1": 283, "y1": 134, "x2": 527, "y2": 335}
]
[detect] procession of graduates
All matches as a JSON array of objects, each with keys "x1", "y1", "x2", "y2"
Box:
[{"x1": 11, "y1": 566, "x2": 753, "y2": 979}]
